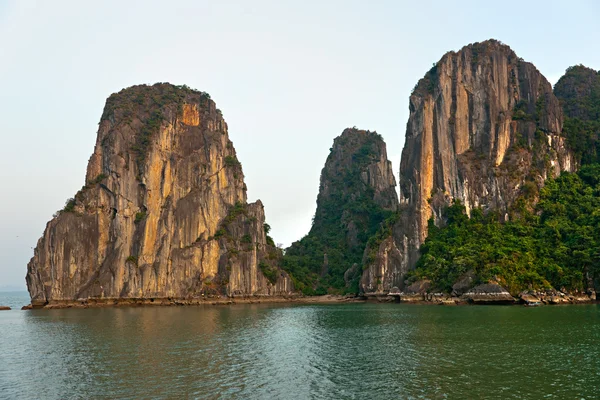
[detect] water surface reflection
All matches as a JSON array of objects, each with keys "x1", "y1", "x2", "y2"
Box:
[{"x1": 1, "y1": 303, "x2": 599, "y2": 399}]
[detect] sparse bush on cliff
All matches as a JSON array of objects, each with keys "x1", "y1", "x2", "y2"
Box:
[
  {"x1": 134, "y1": 211, "x2": 146, "y2": 223},
  {"x1": 512, "y1": 100, "x2": 534, "y2": 121},
  {"x1": 63, "y1": 198, "x2": 76, "y2": 213},
  {"x1": 363, "y1": 212, "x2": 402, "y2": 267},
  {"x1": 132, "y1": 110, "x2": 164, "y2": 170},
  {"x1": 259, "y1": 261, "x2": 279, "y2": 285},
  {"x1": 224, "y1": 202, "x2": 246, "y2": 223},
  {"x1": 241, "y1": 234, "x2": 252, "y2": 244},
  {"x1": 224, "y1": 155, "x2": 241, "y2": 168},
  {"x1": 213, "y1": 228, "x2": 226, "y2": 239},
  {"x1": 91, "y1": 173, "x2": 108, "y2": 185},
  {"x1": 125, "y1": 255, "x2": 138, "y2": 265}
]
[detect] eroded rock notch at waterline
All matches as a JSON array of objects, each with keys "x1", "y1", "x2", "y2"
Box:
[{"x1": 27, "y1": 84, "x2": 292, "y2": 306}]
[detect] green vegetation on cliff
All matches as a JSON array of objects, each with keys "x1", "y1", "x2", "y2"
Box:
[
  {"x1": 100, "y1": 83, "x2": 214, "y2": 174},
  {"x1": 404, "y1": 65, "x2": 600, "y2": 295},
  {"x1": 409, "y1": 165, "x2": 600, "y2": 294},
  {"x1": 282, "y1": 130, "x2": 397, "y2": 295},
  {"x1": 554, "y1": 65, "x2": 600, "y2": 165}
]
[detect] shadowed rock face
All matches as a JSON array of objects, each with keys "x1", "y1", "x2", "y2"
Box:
[
  {"x1": 554, "y1": 65, "x2": 600, "y2": 120},
  {"x1": 361, "y1": 39, "x2": 576, "y2": 294},
  {"x1": 554, "y1": 65, "x2": 600, "y2": 165},
  {"x1": 283, "y1": 128, "x2": 399, "y2": 292},
  {"x1": 315, "y1": 128, "x2": 399, "y2": 228},
  {"x1": 26, "y1": 84, "x2": 292, "y2": 304}
]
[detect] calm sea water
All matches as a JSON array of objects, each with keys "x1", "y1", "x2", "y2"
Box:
[{"x1": 1, "y1": 291, "x2": 599, "y2": 399}]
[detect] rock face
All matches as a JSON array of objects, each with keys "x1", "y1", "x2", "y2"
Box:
[
  {"x1": 461, "y1": 283, "x2": 515, "y2": 304},
  {"x1": 554, "y1": 65, "x2": 600, "y2": 165},
  {"x1": 283, "y1": 128, "x2": 398, "y2": 292},
  {"x1": 26, "y1": 84, "x2": 292, "y2": 305},
  {"x1": 362, "y1": 40, "x2": 576, "y2": 293},
  {"x1": 314, "y1": 128, "x2": 399, "y2": 227},
  {"x1": 554, "y1": 65, "x2": 600, "y2": 120}
]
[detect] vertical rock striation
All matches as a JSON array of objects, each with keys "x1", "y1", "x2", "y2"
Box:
[
  {"x1": 362, "y1": 39, "x2": 576, "y2": 293},
  {"x1": 27, "y1": 84, "x2": 292, "y2": 305}
]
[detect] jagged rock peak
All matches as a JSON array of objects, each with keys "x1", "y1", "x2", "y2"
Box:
[
  {"x1": 401, "y1": 37, "x2": 574, "y2": 233},
  {"x1": 554, "y1": 65, "x2": 600, "y2": 119},
  {"x1": 283, "y1": 127, "x2": 398, "y2": 293},
  {"x1": 317, "y1": 128, "x2": 399, "y2": 213},
  {"x1": 412, "y1": 39, "x2": 519, "y2": 97},
  {"x1": 27, "y1": 83, "x2": 292, "y2": 306},
  {"x1": 554, "y1": 65, "x2": 600, "y2": 165}
]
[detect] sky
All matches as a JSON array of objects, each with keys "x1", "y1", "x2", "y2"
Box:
[{"x1": 1, "y1": 0, "x2": 599, "y2": 290}]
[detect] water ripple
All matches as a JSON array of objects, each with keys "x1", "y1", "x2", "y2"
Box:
[{"x1": 1, "y1": 294, "x2": 599, "y2": 399}]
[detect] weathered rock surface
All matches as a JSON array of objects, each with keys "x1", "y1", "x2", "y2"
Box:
[
  {"x1": 404, "y1": 279, "x2": 431, "y2": 294},
  {"x1": 519, "y1": 289, "x2": 595, "y2": 305},
  {"x1": 362, "y1": 39, "x2": 576, "y2": 293},
  {"x1": 554, "y1": 65, "x2": 600, "y2": 165},
  {"x1": 554, "y1": 65, "x2": 600, "y2": 120},
  {"x1": 520, "y1": 293, "x2": 542, "y2": 305},
  {"x1": 461, "y1": 283, "x2": 515, "y2": 304},
  {"x1": 451, "y1": 271, "x2": 476, "y2": 296},
  {"x1": 26, "y1": 84, "x2": 292, "y2": 305},
  {"x1": 284, "y1": 128, "x2": 399, "y2": 291},
  {"x1": 315, "y1": 128, "x2": 399, "y2": 224}
]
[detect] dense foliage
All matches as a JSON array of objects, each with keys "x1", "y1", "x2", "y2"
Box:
[
  {"x1": 406, "y1": 65, "x2": 600, "y2": 295},
  {"x1": 409, "y1": 165, "x2": 600, "y2": 294},
  {"x1": 282, "y1": 133, "x2": 394, "y2": 295},
  {"x1": 554, "y1": 65, "x2": 600, "y2": 165}
]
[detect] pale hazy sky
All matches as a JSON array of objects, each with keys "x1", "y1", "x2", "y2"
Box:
[{"x1": 1, "y1": 0, "x2": 599, "y2": 290}]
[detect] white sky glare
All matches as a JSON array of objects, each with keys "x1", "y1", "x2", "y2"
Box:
[{"x1": 1, "y1": 0, "x2": 599, "y2": 289}]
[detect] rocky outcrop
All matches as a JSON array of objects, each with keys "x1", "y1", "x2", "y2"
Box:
[
  {"x1": 362, "y1": 39, "x2": 576, "y2": 293},
  {"x1": 519, "y1": 289, "x2": 596, "y2": 305},
  {"x1": 451, "y1": 271, "x2": 476, "y2": 296},
  {"x1": 315, "y1": 128, "x2": 399, "y2": 221},
  {"x1": 554, "y1": 65, "x2": 600, "y2": 165},
  {"x1": 554, "y1": 65, "x2": 600, "y2": 120},
  {"x1": 26, "y1": 84, "x2": 292, "y2": 306},
  {"x1": 0, "y1": 306, "x2": 10, "y2": 311},
  {"x1": 461, "y1": 284, "x2": 515, "y2": 304},
  {"x1": 283, "y1": 128, "x2": 399, "y2": 292}
]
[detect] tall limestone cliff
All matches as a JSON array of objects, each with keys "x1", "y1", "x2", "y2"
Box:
[
  {"x1": 282, "y1": 128, "x2": 399, "y2": 293},
  {"x1": 26, "y1": 84, "x2": 292, "y2": 305},
  {"x1": 362, "y1": 39, "x2": 576, "y2": 293}
]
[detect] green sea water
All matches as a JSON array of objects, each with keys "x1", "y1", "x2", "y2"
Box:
[{"x1": 1, "y1": 292, "x2": 599, "y2": 399}]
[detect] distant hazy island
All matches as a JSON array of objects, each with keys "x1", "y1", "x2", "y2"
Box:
[{"x1": 25, "y1": 39, "x2": 600, "y2": 309}]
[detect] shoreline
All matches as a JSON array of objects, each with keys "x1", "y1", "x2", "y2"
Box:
[
  {"x1": 20, "y1": 292, "x2": 598, "y2": 310},
  {"x1": 23, "y1": 294, "x2": 364, "y2": 310}
]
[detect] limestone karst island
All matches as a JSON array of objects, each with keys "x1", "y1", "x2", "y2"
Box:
[
  {"x1": 25, "y1": 40, "x2": 599, "y2": 308},
  {"x1": 4, "y1": 1, "x2": 600, "y2": 397}
]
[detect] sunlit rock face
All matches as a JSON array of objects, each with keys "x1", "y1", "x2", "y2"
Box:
[
  {"x1": 361, "y1": 40, "x2": 576, "y2": 294},
  {"x1": 27, "y1": 84, "x2": 292, "y2": 304}
]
